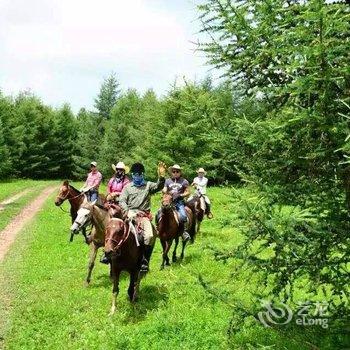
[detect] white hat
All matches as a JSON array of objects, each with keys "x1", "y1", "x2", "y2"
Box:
[
  {"x1": 169, "y1": 164, "x2": 182, "y2": 173},
  {"x1": 90, "y1": 161, "x2": 97, "y2": 167},
  {"x1": 112, "y1": 161, "x2": 130, "y2": 174},
  {"x1": 197, "y1": 167, "x2": 206, "y2": 174}
]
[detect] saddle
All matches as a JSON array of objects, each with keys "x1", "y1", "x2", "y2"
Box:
[{"x1": 131, "y1": 211, "x2": 153, "y2": 244}]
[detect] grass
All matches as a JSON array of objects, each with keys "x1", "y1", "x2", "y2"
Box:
[
  {"x1": 0, "y1": 180, "x2": 55, "y2": 231},
  {"x1": 0, "y1": 179, "x2": 47, "y2": 202},
  {"x1": 0, "y1": 185, "x2": 345, "y2": 350}
]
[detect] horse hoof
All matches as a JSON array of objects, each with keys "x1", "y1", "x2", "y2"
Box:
[
  {"x1": 166, "y1": 261, "x2": 171, "y2": 266},
  {"x1": 84, "y1": 281, "x2": 90, "y2": 287},
  {"x1": 109, "y1": 308, "x2": 116, "y2": 316},
  {"x1": 172, "y1": 256, "x2": 177, "y2": 263},
  {"x1": 160, "y1": 265, "x2": 165, "y2": 270}
]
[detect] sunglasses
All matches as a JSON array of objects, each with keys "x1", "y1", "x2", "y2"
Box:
[{"x1": 172, "y1": 170, "x2": 180, "y2": 173}]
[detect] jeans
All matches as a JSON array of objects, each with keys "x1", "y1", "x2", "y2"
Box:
[
  {"x1": 87, "y1": 190, "x2": 98, "y2": 202},
  {"x1": 175, "y1": 200, "x2": 187, "y2": 223}
]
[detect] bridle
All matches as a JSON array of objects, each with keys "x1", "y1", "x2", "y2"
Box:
[
  {"x1": 56, "y1": 186, "x2": 83, "y2": 203},
  {"x1": 105, "y1": 219, "x2": 130, "y2": 255}
]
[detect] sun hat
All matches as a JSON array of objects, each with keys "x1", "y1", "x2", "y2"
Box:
[
  {"x1": 90, "y1": 161, "x2": 97, "y2": 167},
  {"x1": 112, "y1": 161, "x2": 130, "y2": 174},
  {"x1": 169, "y1": 164, "x2": 182, "y2": 173},
  {"x1": 197, "y1": 167, "x2": 206, "y2": 175}
]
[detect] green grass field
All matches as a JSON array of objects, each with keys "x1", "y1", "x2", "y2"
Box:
[
  {"x1": 0, "y1": 180, "x2": 54, "y2": 231},
  {"x1": 0, "y1": 184, "x2": 342, "y2": 350},
  {"x1": 0, "y1": 179, "x2": 46, "y2": 202}
]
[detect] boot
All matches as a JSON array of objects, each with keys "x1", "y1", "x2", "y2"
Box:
[
  {"x1": 140, "y1": 245, "x2": 154, "y2": 273},
  {"x1": 179, "y1": 221, "x2": 190, "y2": 242},
  {"x1": 205, "y1": 203, "x2": 213, "y2": 219},
  {"x1": 100, "y1": 251, "x2": 110, "y2": 265}
]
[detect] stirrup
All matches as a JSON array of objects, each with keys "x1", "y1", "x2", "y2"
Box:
[
  {"x1": 207, "y1": 212, "x2": 213, "y2": 219},
  {"x1": 140, "y1": 262, "x2": 149, "y2": 273},
  {"x1": 182, "y1": 231, "x2": 191, "y2": 242}
]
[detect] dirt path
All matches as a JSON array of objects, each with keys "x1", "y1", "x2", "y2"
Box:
[
  {"x1": 0, "y1": 185, "x2": 57, "y2": 262},
  {"x1": 0, "y1": 189, "x2": 31, "y2": 211}
]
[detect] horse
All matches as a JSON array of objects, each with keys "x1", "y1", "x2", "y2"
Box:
[
  {"x1": 186, "y1": 193, "x2": 205, "y2": 234},
  {"x1": 104, "y1": 218, "x2": 142, "y2": 314},
  {"x1": 70, "y1": 200, "x2": 116, "y2": 285},
  {"x1": 157, "y1": 193, "x2": 196, "y2": 269},
  {"x1": 55, "y1": 180, "x2": 87, "y2": 241}
]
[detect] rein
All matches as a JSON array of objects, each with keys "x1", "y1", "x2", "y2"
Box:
[
  {"x1": 59, "y1": 206, "x2": 71, "y2": 214},
  {"x1": 106, "y1": 219, "x2": 130, "y2": 255}
]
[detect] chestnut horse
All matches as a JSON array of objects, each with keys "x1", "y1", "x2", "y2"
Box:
[
  {"x1": 157, "y1": 193, "x2": 196, "y2": 269},
  {"x1": 55, "y1": 180, "x2": 86, "y2": 241},
  {"x1": 104, "y1": 218, "x2": 142, "y2": 314},
  {"x1": 70, "y1": 200, "x2": 123, "y2": 285}
]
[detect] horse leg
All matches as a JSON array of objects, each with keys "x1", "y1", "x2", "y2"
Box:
[
  {"x1": 164, "y1": 240, "x2": 171, "y2": 266},
  {"x1": 172, "y1": 236, "x2": 179, "y2": 262},
  {"x1": 197, "y1": 220, "x2": 201, "y2": 235},
  {"x1": 160, "y1": 240, "x2": 171, "y2": 269},
  {"x1": 82, "y1": 227, "x2": 88, "y2": 243},
  {"x1": 110, "y1": 269, "x2": 120, "y2": 315},
  {"x1": 180, "y1": 239, "x2": 187, "y2": 260},
  {"x1": 128, "y1": 270, "x2": 140, "y2": 302},
  {"x1": 160, "y1": 240, "x2": 166, "y2": 270},
  {"x1": 86, "y1": 243, "x2": 98, "y2": 286}
]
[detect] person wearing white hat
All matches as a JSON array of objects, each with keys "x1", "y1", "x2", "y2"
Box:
[
  {"x1": 191, "y1": 167, "x2": 213, "y2": 219},
  {"x1": 81, "y1": 161, "x2": 103, "y2": 202},
  {"x1": 162, "y1": 164, "x2": 191, "y2": 242},
  {"x1": 106, "y1": 161, "x2": 130, "y2": 202}
]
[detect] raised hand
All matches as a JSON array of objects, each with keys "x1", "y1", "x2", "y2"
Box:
[{"x1": 157, "y1": 162, "x2": 167, "y2": 177}]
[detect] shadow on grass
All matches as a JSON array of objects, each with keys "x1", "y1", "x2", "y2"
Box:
[
  {"x1": 89, "y1": 270, "x2": 128, "y2": 289},
  {"x1": 123, "y1": 284, "x2": 169, "y2": 324}
]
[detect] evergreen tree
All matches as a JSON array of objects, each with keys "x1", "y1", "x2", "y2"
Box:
[{"x1": 0, "y1": 116, "x2": 11, "y2": 178}]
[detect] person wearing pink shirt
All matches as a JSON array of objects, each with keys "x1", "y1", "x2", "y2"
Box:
[
  {"x1": 81, "y1": 161, "x2": 103, "y2": 202},
  {"x1": 106, "y1": 161, "x2": 130, "y2": 203}
]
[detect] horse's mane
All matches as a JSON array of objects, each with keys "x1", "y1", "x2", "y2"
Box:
[{"x1": 69, "y1": 184, "x2": 81, "y2": 194}]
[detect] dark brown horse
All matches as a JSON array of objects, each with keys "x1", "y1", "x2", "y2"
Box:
[
  {"x1": 104, "y1": 218, "x2": 142, "y2": 314},
  {"x1": 55, "y1": 181, "x2": 86, "y2": 240},
  {"x1": 157, "y1": 193, "x2": 196, "y2": 269},
  {"x1": 186, "y1": 194, "x2": 205, "y2": 234}
]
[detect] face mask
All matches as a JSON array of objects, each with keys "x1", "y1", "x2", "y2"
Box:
[
  {"x1": 115, "y1": 170, "x2": 124, "y2": 179},
  {"x1": 132, "y1": 173, "x2": 145, "y2": 187}
]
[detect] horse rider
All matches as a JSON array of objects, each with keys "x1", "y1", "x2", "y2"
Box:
[
  {"x1": 81, "y1": 161, "x2": 102, "y2": 202},
  {"x1": 106, "y1": 161, "x2": 130, "y2": 203},
  {"x1": 162, "y1": 164, "x2": 191, "y2": 242},
  {"x1": 191, "y1": 167, "x2": 213, "y2": 219},
  {"x1": 119, "y1": 162, "x2": 167, "y2": 273},
  {"x1": 99, "y1": 161, "x2": 131, "y2": 265}
]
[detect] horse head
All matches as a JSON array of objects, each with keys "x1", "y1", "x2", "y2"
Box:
[
  {"x1": 70, "y1": 200, "x2": 95, "y2": 234},
  {"x1": 55, "y1": 180, "x2": 70, "y2": 206},
  {"x1": 104, "y1": 218, "x2": 128, "y2": 257},
  {"x1": 161, "y1": 193, "x2": 174, "y2": 211}
]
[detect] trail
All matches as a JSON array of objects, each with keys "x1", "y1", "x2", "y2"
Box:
[
  {"x1": 0, "y1": 189, "x2": 31, "y2": 211},
  {"x1": 0, "y1": 185, "x2": 57, "y2": 262}
]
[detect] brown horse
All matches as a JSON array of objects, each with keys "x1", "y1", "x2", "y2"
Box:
[
  {"x1": 186, "y1": 194, "x2": 205, "y2": 234},
  {"x1": 157, "y1": 193, "x2": 196, "y2": 269},
  {"x1": 71, "y1": 200, "x2": 112, "y2": 285},
  {"x1": 55, "y1": 180, "x2": 86, "y2": 241},
  {"x1": 104, "y1": 218, "x2": 142, "y2": 314}
]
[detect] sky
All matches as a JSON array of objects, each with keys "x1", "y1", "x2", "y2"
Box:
[{"x1": 0, "y1": 0, "x2": 215, "y2": 112}]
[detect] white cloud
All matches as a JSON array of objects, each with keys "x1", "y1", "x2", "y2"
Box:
[{"x1": 0, "y1": 0, "x2": 212, "y2": 111}]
